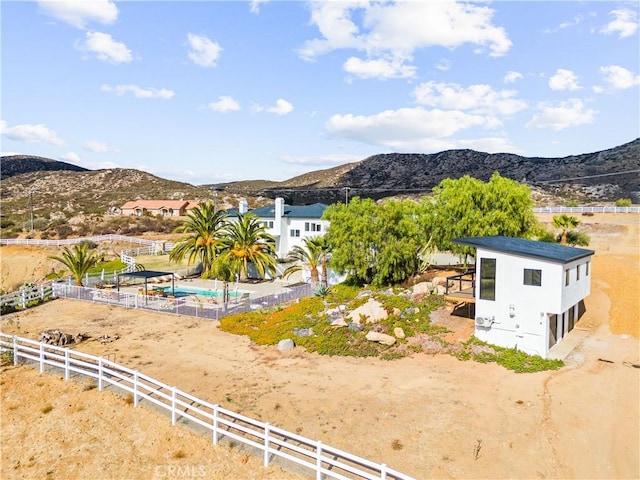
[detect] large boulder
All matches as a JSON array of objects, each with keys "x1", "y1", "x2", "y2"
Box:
[
  {"x1": 277, "y1": 339, "x2": 295, "y2": 351},
  {"x1": 347, "y1": 298, "x2": 388, "y2": 325},
  {"x1": 365, "y1": 331, "x2": 396, "y2": 346},
  {"x1": 412, "y1": 282, "x2": 433, "y2": 295}
]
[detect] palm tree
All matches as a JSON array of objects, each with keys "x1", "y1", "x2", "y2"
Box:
[
  {"x1": 221, "y1": 213, "x2": 277, "y2": 281},
  {"x1": 282, "y1": 237, "x2": 323, "y2": 284},
  {"x1": 552, "y1": 214, "x2": 580, "y2": 245},
  {"x1": 49, "y1": 243, "x2": 99, "y2": 286},
  {"x1": 314, "y1": 236, "x2": 332, "y2": 286},
  {"x1": 169, "y1": 202, "x2": 228, "y2": 278}
]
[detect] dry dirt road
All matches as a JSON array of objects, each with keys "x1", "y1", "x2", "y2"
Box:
[{"x1": 1, "y1": 213, "x2": 638, "y2": 479}]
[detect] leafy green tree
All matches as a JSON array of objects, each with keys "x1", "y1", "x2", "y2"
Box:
[
  {"x1": 169, "y1": 202, "x2": 228, "y2": 278},
  {"x1": 426, "y1": 172, "x2": 536, "y2": 260},
  {"x1": 552, "y1": 214, "x2": 580, "y2": 245},
  {"x1": 221, "y1": 213, "x2": 277, "y2": 281},
  {"x1": 283, "y1": 237, "x2": 324, "y2": 284},
  {"x1": 324, "y1": 198, "x2": 425, "y2": 286},
  {"x1": 49, "y1": 243, "x2": 99, "y2": 286}
]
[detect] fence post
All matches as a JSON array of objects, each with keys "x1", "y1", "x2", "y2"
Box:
[
  {"x1": 98, "y1": 357, "x2": 104, "y2": 391},
  {"x1": 134, "y1": 371, "x2": 139, "y2": 407},
  {"x1": 64, "y1": 348, "x2": 70, "y2": 380},
  {"x1": 381, "y1": 463, "x2": 387, "y2": 479},
  {"x1": 39, "y1": 342, "x2": 44, "y2": 373},
  {"x1": 264, "y1": 423, "x2": 270, "y2": 467},
  {"x1": 171, "y1": 387, "x2": 177, "y2": 425},
  {"x1": 212, "y1": 404, "x2": 220, "y2": 444},
  {"x1": 13, "y1": 336, "x2": 18, "y2": 366},
  {"x1": 316, "y1": 440, "x2": 322, "y2": 480},
  {"x1": 21, "y1": 290, "x2": 27, "y2": 309}
]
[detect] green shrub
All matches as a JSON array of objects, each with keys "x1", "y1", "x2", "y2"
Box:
[{"x1": 615, "y1": 198, "x2": 632, "y2": 207}]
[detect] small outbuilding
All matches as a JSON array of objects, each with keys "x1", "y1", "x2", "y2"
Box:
[{"x1": 454, "y1": 236, "x2": 595, "y2": 358}]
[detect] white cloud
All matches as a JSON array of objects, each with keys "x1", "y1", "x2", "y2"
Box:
[
  {"x1": 413, "y1": 81, "x2": 527, "y2": 116},
  {"x1": 256, "y1": 99, "x2": 294, "y2": 115},
  {"x1": 77, "y1": 31, "x2": 132, "y2": 64},
  {"x1": 526, "y1": 99, "x2": 596, "y2": 131},
  {"x1": 325, "y1": 107, "x2": 497, "y2": 151},
  {"x1": 60, "y1": 152, "x2": 81, "y2": 163},
  {"x1": 543, "y1": 14, "x2": 584, "y2": 33},
  {"x1": 0, "y1": 120, "x2": 65, "y2": 146},
  {"x1": 187, "y1": 33, "x2": 222, "y2": 67},
  {"x1": 84, "y1": 141, "x2": 118, "y2": 153},
  {"x1": 599, "y1": 65, "x2": 640, "y2": 89},
  {"x1": 299, "y1": 1, "x2": 511, "y2": 79},
  {"x1": 503, "y1": 71, "x2": 523, "y2": 83},
  {"x1": 37, "y1": 0, "x2": 118, "y2": 29},
  {"x1": 435, "y1": 59, "x2": 450, "y2": 72},
  {"x1": 282, "y1": 153, "x2": 362, "y2": 166},
  {"x1": 343, "y1": 56, "x2": 416, "y2": 79},
  {"x1": 549, "y1": 69, "x2": 581, "y2": 91},
  {"x1": 600, "y1": 8, "x2": 638, "y2": 38},
  {"x1": 250, "y1": 0, "x2": 268, "y2": 14},
  {"x1": 204, "y1": 96, "x2": 241, "y2": 113},
  {"x1": 101, "y1": 84, "x2": 175, "y2": 99}
]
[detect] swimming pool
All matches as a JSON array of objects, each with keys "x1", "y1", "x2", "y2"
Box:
[{"x1": 159, "y1": 285, "x2": 245, "y2": 298}]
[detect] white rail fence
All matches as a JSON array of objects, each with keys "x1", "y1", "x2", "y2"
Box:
[
  {"x1": 0, "y1": 283, "x2": 54, "y2": 310},
  {"x1": 0, "y1": 334, "x2": 413, "y2": 480},
  {"x1": 0, "y1": 234, "x2": 158, "y2": 247},
  {"x1": 533, "y1": 206, "x2": 639, "y2": 214}
]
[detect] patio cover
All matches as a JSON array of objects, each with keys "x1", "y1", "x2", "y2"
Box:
[{"x1": 117, "y1": 270, "x2": 175, "y2": 296}]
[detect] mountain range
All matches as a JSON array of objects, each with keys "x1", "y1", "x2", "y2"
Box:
[{"x1": 1, "y1": 139, "x2": 638, "y2": 226}]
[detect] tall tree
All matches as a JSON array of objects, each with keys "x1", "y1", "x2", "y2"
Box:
[
  {"x1": 552, "y1": 214, "x2": 580, "y2": 245},
  {"x1": 426, "y1": 172, "x2": 536, "y2": 260},
  {"x1": 169, "y1": 202, "x2": 228, "y2": 278},
  {"x1": 324, "y1": 198, "x2": 425, "y2": 286},
  {"x1": 49, "y1": 243, "x2": 99, "y2": 286},
  {"x1": 221, "y1": 213, "x2": 277, "y2": 281}
]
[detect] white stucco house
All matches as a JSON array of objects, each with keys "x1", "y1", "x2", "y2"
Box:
[
  {"x1": 239, "y1": 197, "x2": 330, "y2": 259},
  {"x1": 454, "y1": 236, "x2": 595, "y2": 358}
]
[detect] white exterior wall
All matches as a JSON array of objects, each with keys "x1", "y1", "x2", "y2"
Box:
[
  {"x1": 279, "y1": 218, "x2": 329, "y2": 258},
  {"x1": 474, "y1": 247, "x2": 593, "y2": 358}
]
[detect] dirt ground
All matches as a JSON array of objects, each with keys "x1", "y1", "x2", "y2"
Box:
[{"x1": 1, "y1": 213, "x2": 639, "y2": 479}]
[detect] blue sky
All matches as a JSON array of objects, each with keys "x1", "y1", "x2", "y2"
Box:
[{"x1": 2, "y1": 1, "x2": 639, "y2": 185}]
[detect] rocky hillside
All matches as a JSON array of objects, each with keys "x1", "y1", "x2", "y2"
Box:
[
  {"x1": 215, "y1": 138, "x2": 640, "y2": 204},
  {"x1": 0, "y1": 155, "x2": 89, "y2": 179}
]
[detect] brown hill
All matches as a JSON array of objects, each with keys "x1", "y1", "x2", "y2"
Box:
[{"x1": 0, "y1": 155, "x2": 89, "y2": 179}]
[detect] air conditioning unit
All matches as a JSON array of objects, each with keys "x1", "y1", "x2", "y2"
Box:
[{"x1": 475, "y1": 317, "x2": 493, "y2": 327}]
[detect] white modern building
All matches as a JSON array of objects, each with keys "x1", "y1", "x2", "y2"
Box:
[
  {"x1": 454, "y1": 236, "x2": 595, "y2": 358},
  {"x1": 235, "y1": 197, "x2": 329, "y2": 259}
]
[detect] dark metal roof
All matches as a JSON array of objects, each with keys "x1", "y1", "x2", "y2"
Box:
[
  {"x1": 250, "y1": 203, "x2": 328, "y2": 219},
  {"x1": 454, "y1": 236, "x2": 594, "y2": 264},
  {"x1": 118, "y1": 270, "x2": 174, "y2": 279}
]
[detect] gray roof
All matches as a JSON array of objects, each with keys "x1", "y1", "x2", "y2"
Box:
[
  {"x1": 454, "y1": 236, "x2": 594, "y2": 264},
  {"x1": 250, "y1": 203, "x2": 328, "y2": 219}
]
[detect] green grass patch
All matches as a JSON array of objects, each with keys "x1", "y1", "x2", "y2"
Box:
[{"x1": 461, "y1": 337, "x2": 564, "y2": 373}]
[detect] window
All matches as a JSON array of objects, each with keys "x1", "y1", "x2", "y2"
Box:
[
  {"x1": 479, "y1": 258, "x2": 496, "y2": 301},
  {"x1": 586, "y1": 261, "x2": 590, "y2": 276},
  {"x1": 290, "y1": 229, "x2": 300, "y2": 237},
  {"x1": 306, "y1": 222, "x2": 321, "y2": 232},
  {"x1": 305, "y1": 222, "x2": 310, "y2": 232},
  {"x1": 577, "y1": 264, "x2": 581, "y2": 281},
  {"x1": 565, "y1": 269, "x2": 570, "y2": 286},
  {"x1": 524, "y1": 269, "x2": 542, "y2": 286}
]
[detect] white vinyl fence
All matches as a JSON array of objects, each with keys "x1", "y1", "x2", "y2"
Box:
[
  {"x1": 0, "y1": 334, "x2": 413, "y2": 480},
  {"x1": 533, "y1": 206, "x2": 639, "y2": 214},
  {"x1": 0, "y1": 234, "x2": 158, "y2": 247},
  {"x1": 0, "y1": 283, "x2": 54, "y2": 310}
]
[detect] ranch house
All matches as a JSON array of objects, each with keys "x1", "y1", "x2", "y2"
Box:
[
  {"x1": 453, "y1": 236, "x2": 595, "y2": 359},
  {"x1": 120, "y1": 200, "x2": 198, "y2": 217},
  {"x1": 239, "y1": 197, "x2": 329, "y2": 259}
]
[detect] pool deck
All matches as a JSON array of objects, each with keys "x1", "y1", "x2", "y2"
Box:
[{"x1": 120, "y1": 272, "x2": 306, "y2": 300}]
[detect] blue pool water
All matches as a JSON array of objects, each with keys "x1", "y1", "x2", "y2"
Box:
[{"x1": 160, "y1": 285, "x2": 243, "y2": 298}]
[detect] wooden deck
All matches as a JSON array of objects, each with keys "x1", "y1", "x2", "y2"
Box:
[{"x1": 444, "y1": 288, "x2": 476, "y2": 304}]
